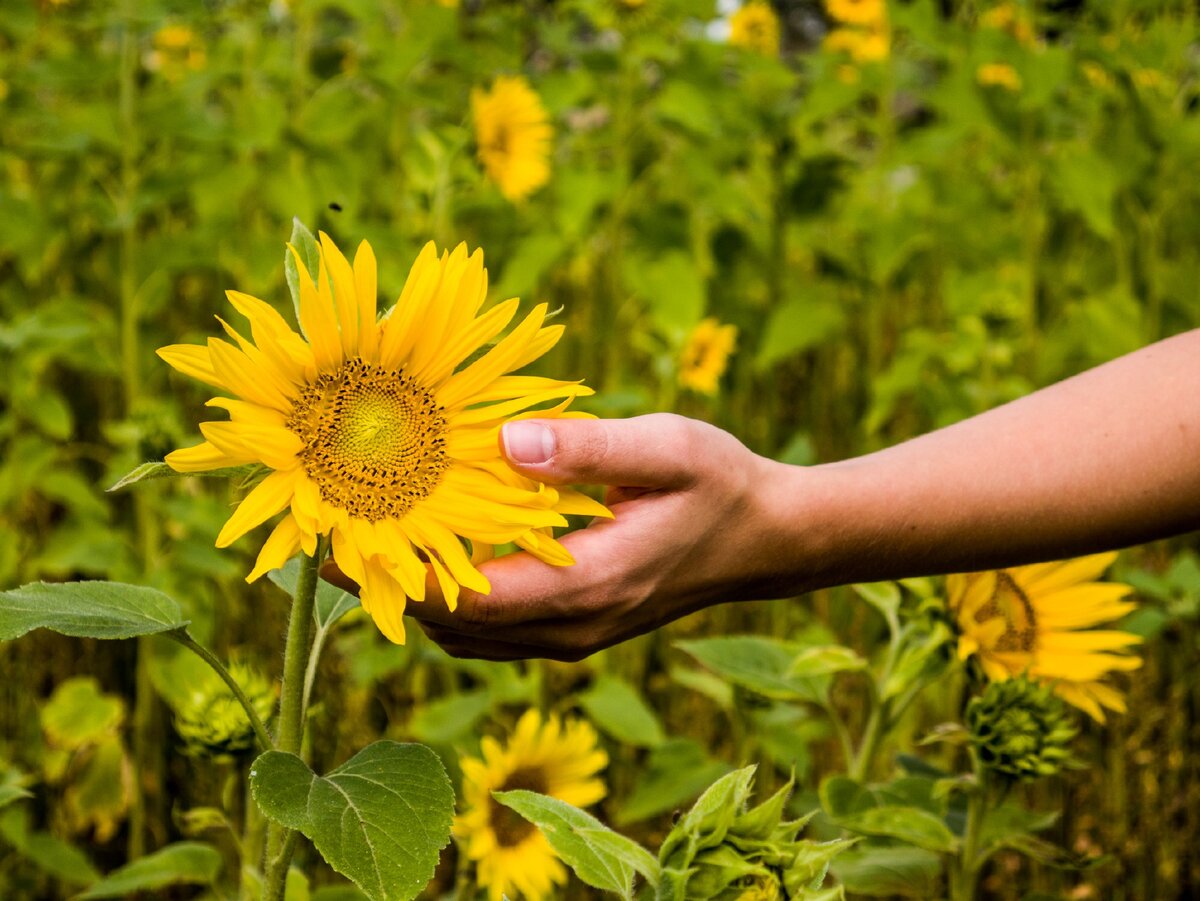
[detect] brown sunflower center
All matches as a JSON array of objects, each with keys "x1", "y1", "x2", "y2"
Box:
[
  {"x1": 488, "y1": 766, "x2": 549, "y2": 848},
  {"x1": 285, "y1": 358, "x2": 448, "y2": 522},
  {"x1": 975, "y1": 571, "x2": 1038, "y2": 653}
]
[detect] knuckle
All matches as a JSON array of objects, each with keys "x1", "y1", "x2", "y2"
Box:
[{"x1": 454, "y1": 600, "x2": 492, "y2": 630}]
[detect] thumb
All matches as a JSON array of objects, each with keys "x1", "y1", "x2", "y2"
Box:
[{"x1": 500, "y1": 413, "x2": 701, "y2": 489}]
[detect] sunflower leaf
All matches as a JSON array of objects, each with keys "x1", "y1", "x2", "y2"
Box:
[
  {"x1": 107, "y1": 461, "x2": 263, "y2": 492},
  {"x1": 249, "y1": 742, "x2": 454, "y2": 901},
  {"x1": 0, "y1": 581, "x2": 188, "y2": 642},
  {"x1": 77, "y1": 842, "x2": 223, "y2": 898},
  {"x1": 491, "y1": 790, "x2": 642, "y2": 899},
  {"x1": 285, "y1": 217, "x2": 321, "y2": 337}
]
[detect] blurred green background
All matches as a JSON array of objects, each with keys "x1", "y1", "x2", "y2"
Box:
[{"x1": 1, "y1": 0, "x2": 1199, "y2": 898}]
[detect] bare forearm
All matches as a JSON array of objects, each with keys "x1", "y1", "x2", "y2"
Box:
[{"x1": 776, "y1": 329, "x2": 1200, "y2": 589}]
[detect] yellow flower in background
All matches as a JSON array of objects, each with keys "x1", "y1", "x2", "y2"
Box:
[
  {"x1": 1081, "y1": 62, "x2": 1114, "y2": 91},
  {"x1": 472, "y1": 76, "x2": 554, "y2": 202},
  {"x1": 457, "y1": 710, "x2": 608, "y2": 901},
  {"x1": 679, "y1": 318, "x2": 737, "y2": 394},
  {"x1": 1133, "y1": 68, "x2": 1168, "y2": 90},
  {"x1": 977, "y1": 62, "x2": 1022, "y2": 91},
  {"x1": 729, "y1": 2, "x2": 781, "y2": 57},
  {"x1": 826, "y1": 0, "x2": 887, "y2": 26},
  {"x1": 980, "y1": 1, "x2": 1036, "y2": 45},
  {"x1": 160, "y1": 234, "x2": 609, "y2": 644},
  {"x1": 146, "y1": 25, "x2": 207, "y2": 80},
  {"x1": 948, "y1": 553, "x2": 1143, "y2": 723},
  {"x1": 824, "y1": 24, "x2": 890, "y2": 62}
]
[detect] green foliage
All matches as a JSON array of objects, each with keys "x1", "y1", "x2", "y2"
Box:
[
  {"x1": 493, "y1": 790, "x2": 653, "y2": 899},
  {"x1": 77, "y1": 842, "x2": 222, "y2": 898},
  {"x1": 0, "y1": 581, "x2": 187, "y2": 641},
  {"x1": 250, "y1": 742, "x2": 455, "y2": 901}
]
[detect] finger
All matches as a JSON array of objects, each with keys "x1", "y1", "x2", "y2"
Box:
[
  {"x1": 499, "y1": 413, "x2": 702, "y2": 489},
  {"x1": 419, "y1": 622, "x2": 587, "y2": 662}
]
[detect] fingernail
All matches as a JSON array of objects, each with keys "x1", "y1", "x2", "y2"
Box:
[{"x1": 502, "y1": 421, "x2": 555, "y2": 464}]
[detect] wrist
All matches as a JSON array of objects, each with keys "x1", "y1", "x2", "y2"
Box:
[{"x1": 748, "y1": 455, "x2": 852, "y2": 598}]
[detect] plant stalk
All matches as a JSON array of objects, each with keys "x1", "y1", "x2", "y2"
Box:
[
  {"x1": 262, "y1": 550, "x2": 321, "y2": 900},
  {"x1": 169, "y1": 631, "x2": 274, "y2": 753},
  {"x1": 951, "y1": 766, "x2": 989, "y2": 901}
]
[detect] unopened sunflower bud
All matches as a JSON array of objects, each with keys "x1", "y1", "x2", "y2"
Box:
[
  {"x1": 966, "y1": 676, "x2": 1076, "y2": 780},
  {"x1": 172, "y1": 662, "x2": 275, "y2": 759}
]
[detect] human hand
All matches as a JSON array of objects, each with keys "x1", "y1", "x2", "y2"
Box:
[{"x1": 321, "y1": 413, "x2": 807, "y2": 661}]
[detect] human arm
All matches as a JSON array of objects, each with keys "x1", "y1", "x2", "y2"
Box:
[{"x1": 323, "y1": 328, "x2": 1200, "y2": 660}]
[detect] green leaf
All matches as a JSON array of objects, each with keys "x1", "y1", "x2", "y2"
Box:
[
  {"x1": 834, "y1": 806, "x2": 957, "y2": 853},
  {"x1": 676, "y1": 636, "x2": 829, "y2": 703},
  {"x1": 41, "y1": 677, "x2": 124, "y2": 748},
  {"x1": 107, "y1": 461, "x2": 261, "y2": 492},
  {"x1": 622, "y1": 251, "x2": 705, "y2": 337},
  {"x1": 617, "y1": 739, "x2": 732, "y2": 825},
  {"x1": 829, "y1": 846, "x2": 942, "y2": 898},
  {"x1": 0, "y1": 783, "x2": 31, "y2": 811},
  {"x1": 0, "y1": 807, "x2": 99, "y2": 885},
  {"x1": 575, "y1": 828, "x2": 661, "y2": 883},
  {"x1": 285, "y1": 218, "x2": 321, "y2": 336},
  {"x1": 0, "y1": 581, "x2": 187, "y2": 641},
  {"x1": 577, "y1": 675, "x2": 666, "y2": 748},
  {"x1": 659, "y1": 766, "x2": 756, "y2": 865},
  {"x1": 250, "y1": 742, "x2": 454, "y2": 901},
  {"x1": 786, "y1": 646, "x2": 868, "y2": 679},
  {"x1": 491, "y1": 790, "x2": 639, "y2": 899},
  {"x1": 78, "y1": 842, "x2": 222, "y2": 898},
  {"x1": 851, "y1": 583, "x2": 901, "y2": 630},
  {"x1": 758, "y1": 288, "x2": 845, "y2": 369}
]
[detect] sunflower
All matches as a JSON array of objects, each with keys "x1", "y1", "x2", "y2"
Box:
[
  {"x1": 729, "y1": 2, "x2": 781, "y2": 56},
  {"x1": 977, "y1": 62, "x2": 1022, "y2": 91},
  {"x1": 471, "y1": 76, "x2": 554, "y2": 202},
  {"x1": 457, "y1": 710, "x2": 608, "y2": 901},
  {"x1": 159, "y1": 233, "x2": 610, "y2": 643},
  {"x1": 679, "y1": 318, "x2": 737, "y2": 395},
  {"x1": 826, "y1": 0, "x2": 887, "y2": 26},
  {"x1": 948, "y1": 553, "x2": 1142, "y2": 722}
]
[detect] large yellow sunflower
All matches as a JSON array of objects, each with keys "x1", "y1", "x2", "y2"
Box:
[
  {"x1": 159, "y1": 234, "x2": 610, "y2": 643},
  {"x1": 729, "y1": 2, "x2": 781, "y2": 56},
  {"x1": 948, "y1": 553, "x2": 1142, "y2": 722},
  {"x1": 471, "y1": 76, "x2": 553, "y2": 202},
  {"x1": 456, "y1": 710, "x2": 608, "y2": 901}
]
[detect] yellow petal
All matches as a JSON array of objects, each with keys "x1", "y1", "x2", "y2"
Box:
[
  {"x1": 225, "y1": 290, "x2": 314, "y2": 383},
  {"x1": 403, "y1": 516, "x2": 491, "y2": 594},
  {"x1": 554, "y1": 488, "x2": 614, "y2": 519},
  {"x1": 290, "y1": 245, "x2": 343, "y2": 371},
  {"x1": 516, "y1": 529, "x2": 574, "y2": 566},
  {"x1": 436, "y1": 303, "x2": 548, "y2": 410},
  {"x1": 1015, "y1": 553, "x2": 1118, "y2": 595},
  {"x1": 206, "y1": 397, "x2": 286, "y2": 427},
  {"x1": 207, "y1": 337, "x2": 294, "y2": 413},
  {"x1": 361, "y1": 559, "x2": 408, "y2": 644},
  {"x1": 319, "y1": 231, "x2": 361, "y2": 360},
  {"x1": 246, "y1": 514, "x2": 303, "y2": 582},
  {"x1": 200, "y1": 421, "x2": 303, "y2": 472},
  {"x1": 406, "y1": 244, "x2": 474, "y2": 378},
  {"x1": 158, "y1": 344, "x2": 225, "y2": 390},
  {"x1": 353, "y1": 241, "x2": 380, "y2": 361},
  {"x1": 378, "y1": 242, "x2": 440, "y2": 369},
  {"x1": 420, "y1": 296, "x2": 518, "y2": 388},
  {"x1": 165, "y1": 440, "x2": 255, "y2": 473},
  {"x1": 215, "y1": 469, "x2": 298, "y2": 548}
]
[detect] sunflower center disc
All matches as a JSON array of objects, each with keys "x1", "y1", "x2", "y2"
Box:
[
  {"x1": 286, "y1": 358, "x2": 448, "y2": 522},
  {"x1": 489, "y1": 766, "x2": 548, "y2": 847},
  {"x1": 976, "y1": 571, "x2": 1038, "y2": 653}
]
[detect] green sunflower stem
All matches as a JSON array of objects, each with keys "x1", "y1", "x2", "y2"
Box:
[
  {"x1": 262, "y1": 549, "x2": 322, "y2": 901},
  {"x1": 951, "y1": 765, "x2": 989, "y2": 901}
]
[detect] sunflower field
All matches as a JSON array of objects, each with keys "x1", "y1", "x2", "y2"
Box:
[{"x1": 2, "y1": 0, "x2": 1200, "y2": 899}]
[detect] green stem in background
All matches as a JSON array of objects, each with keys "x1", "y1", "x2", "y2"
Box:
[
  {"x1": 951, "y1": 763, "x2": 989, "y2": 901},
  {"x1": 168, "y1": 631, "x2": 274, "y2": 753},
  {"x1": 263, "y1": 549, "x2": 322, "y2": 901},
  {"x1": 849, "y1": 629, "x2": 902, "y2": 782}
]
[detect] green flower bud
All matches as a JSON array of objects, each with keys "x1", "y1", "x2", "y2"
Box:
[
  {"x1": 172, "y1": 662, "x2": 275, "y2": 760},
  {"x1": 966, "y1": 677, "x2": 1076, "y2": 780}
]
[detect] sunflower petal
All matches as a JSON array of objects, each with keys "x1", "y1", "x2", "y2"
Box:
[{"x1": 215, "y1": 469, "x2": 298, "y2": 548}]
